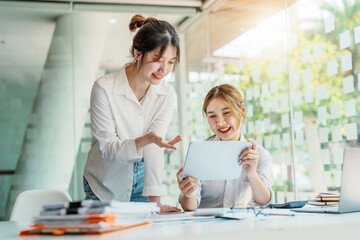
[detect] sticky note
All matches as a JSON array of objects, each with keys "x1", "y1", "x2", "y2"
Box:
[
  {"x1": 246, "y1": 88, "x2": 253, "y2": 101},
  {"x1": 264, "y1": 118, "x2": 271, "y2": 132},
  {"x1": 344, "y1": 99, "x2": 356, "y2": 117},
  {"x1": 295, "y1": 111, "x2": 303, "y2": 126},
  {"x1": 291, "y1": 72, "x2": 300, "y2": 88},
  {"x1": 247, "y1": 104, "x2": 253, "y2": 118},
  {"x1": 295, "y1": 150, "x2": 305, "y2": 164},
  {"x1": 282, "y1": 132, "x2": 290, "y2": 147},
  {"x1": 321, "y1": 149, "x2": 330, "y2": 164},
  {"x1": 330, "y1": 103, "x2": 341, "y2": 119},
  {"x1": 238, "y1": 59, "x2": 244, "y2": 71},
  {"x1": 334, "y1": 171, "x2": 342, "y2": 187},
  {"x1": 313, "y1": 42, "x2": 323, "y2": 59},
  {"x1": 268, "y1": 62, "x2": 277, "y2": 76},
  {"x1": 306, "y1": 129, "x2": 316, "y2": 145},
  {"x1": 253, "y1": 85, "x2": 260, "y2": 99},
  {"x1": 333, "y1": 148, "x2": 344, "y2": 164},
  {"x1": 324, "y1": 14, "x2": 335, "y2": 33},
  {"x1": 308, "y1": 150, "x2": 317, "y2": 165},
  {"x1": 290, "y1": 33, "x2": 298, "y2": 49},
  {"x1": 273, "y1": 134, "x2": 281, "y2": 149},
  {"x1": 345, "y1": 123, "x2": 358, "y2": 140},
  {"x1": 270, "y1": 80, "x2": 278, "y2": 93},
  {"x1": 279, "y1": 58, "x2": 286, "y2": 72},
  {"x1": 255, "y1": 120, "x2": 264, "y2": 133},
  {"x1": 324, "y1": 172, "x2": 332, "y2": 187},
  {"x1": 339, "y1": 30, "x2": 351, "y2": 49},
  {"x1": 281, "y1": 95, "x2": 289, "y2": 111},
  {"x1": 271, "y1": 97, "x2": 279, "y2": 112},
  {"x1": 354, "y1": 25, "x2": 360, "y2": 44},
  {"x1": 343, "y1": 75, "x2": 354, "y2": 94},
  {"x1": 242, "y1": 123, "x2": 247, "y2": 134},
  {"x1": 264, "y1": 135, "x2": 272, "y2": 149},
  {"x1": 302, "y1": 48, "x2": 311, "y2": 63},
  {"x1": 327, "y1": 59, "x2": 338, "y2": 76},
  {"x1": 332, "y1": 125, "x2": 342, "y2": 142},
  {"x1": 253, "y1": 69, "x2": 260, "y2": 82},
  {"x1": 319, "y1": 127, "x2": 329, "y2": 143},
  {"x1": 247, "y1": 121, "x2": 254, "y2": 134},
  {"x1": 318, "y1": 105, "x2": 328, "y2": 121},
  {"x1": 262, "y1": 100, "x2": 270, "y2": 114},
  {"x1": 282, "y1": 113, "x2": 290, "y2": 128},
  {"x1": 317, "y1": 84, "x2": 327, "y2": 101},
  {"x1": 295, "y1": 130, "x2": 304, "y2": 146},
  {"x1": 256, "y1": 136, "x2": 263, "y2": 147},
  {"x1": 304, "y1": 88, "x2": 314, "y2": 103},
  {"x1": 293, "y1": 91, "x2": 302, "y2": 106},
  {"x1": 302, "y1": 68, "x2": 312, "y2": 84},
  {"x1": 283, "y1": 152, "x2": 292, "y2": 166},
  {"x1": 262, "y1": 82, "x2": 270, "y2": 97},
  {"x1": 341, "y1": 53, "x2": 352, "y2": 72}
]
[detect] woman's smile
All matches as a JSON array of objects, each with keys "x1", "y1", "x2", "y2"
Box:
[
  {"x1": 152, "y1": 73, "x2": 164, "y2": 80},
  {"x1": 218, "y1": 127, "x2": 231, "y2": 134}
]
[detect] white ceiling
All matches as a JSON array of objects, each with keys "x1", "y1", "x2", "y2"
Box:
[
  {"x1": 0, "y1": 0, "x2": 203, "y2": 84},
  {"x1": 41, "y1": 0, "x2": 203, "y2": 7}
]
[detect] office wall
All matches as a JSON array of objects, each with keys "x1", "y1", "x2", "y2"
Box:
[
  {"x1": 0, "y1": 2, "x2": 189, "y2": 220},
  {"x1": 184, "y1": 0, "x2": 360, "y2": 203}
]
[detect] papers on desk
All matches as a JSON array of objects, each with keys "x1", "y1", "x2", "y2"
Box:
[
  {"x1": 19, "y1": 200, "x2": 158, "y2": 236},
  {"x1": 150, "y1": 207, "x2": 298, "y2": 224}
]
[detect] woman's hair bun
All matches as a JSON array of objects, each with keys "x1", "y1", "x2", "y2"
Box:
[{"x1": 129, "y1": 14, "x2": 157, "y2": 32}]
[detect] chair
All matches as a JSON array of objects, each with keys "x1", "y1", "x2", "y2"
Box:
[{"x1": 10, "y1": 189, "x2": 72, "y2": 221}]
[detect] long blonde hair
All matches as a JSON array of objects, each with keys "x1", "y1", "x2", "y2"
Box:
[{"x1": 203, "y1": 84, "x2": 246, "y2": 140}]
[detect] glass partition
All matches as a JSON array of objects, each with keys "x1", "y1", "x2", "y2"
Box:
[{"x1": 183, "y1": 0, "x2": 360, "y2": 203}]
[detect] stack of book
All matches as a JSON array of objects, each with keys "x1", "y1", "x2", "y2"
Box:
[
  {"x1": 308, "y1": 192, "x2": 340, "y2": 206},
  {"x1": 20, "y1": 200, "x2": 159, "y2": 236}
]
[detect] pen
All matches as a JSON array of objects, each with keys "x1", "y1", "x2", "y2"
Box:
[
  {"x1": 215, "y1": 215, "x2": 242, "y2": 220},
  {"x1": 268, "y1": 213, "x2": 295, "y2": 216}
]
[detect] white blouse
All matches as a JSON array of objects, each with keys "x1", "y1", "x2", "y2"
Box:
[
  {"x1": 84, "y1": 64, "x2": 176, "y2": 201},
  {"x1": 193, "y1": 135, "x2": 273, "y2": 208}
]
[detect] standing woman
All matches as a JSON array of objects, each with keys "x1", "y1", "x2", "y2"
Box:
[{"x1": 84, "y1": 14, "x2": 182, "y2": 212}]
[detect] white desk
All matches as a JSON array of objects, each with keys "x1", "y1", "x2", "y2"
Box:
[{"x1": 1, "y1": 211, "x2": 360, "y2": 240}]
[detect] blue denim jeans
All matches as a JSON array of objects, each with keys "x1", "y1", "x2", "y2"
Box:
[
  {"x1": 83, "y1": 159, "x2": 149, "y2": 202},
  {"x1": 130, "y1": 159, "x2": 149, "y2": 202}
]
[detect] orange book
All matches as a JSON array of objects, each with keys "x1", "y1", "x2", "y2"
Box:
[
  {"x1": 315, "y1": 193, "x2": 340, "y2": 202},
  {"x1": 19, "y1": 221, "x2": 151, "y2": 236}
]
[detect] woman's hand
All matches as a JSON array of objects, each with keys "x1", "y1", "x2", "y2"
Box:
[
  {"x1": 239, "y1": 139, "x2": 259, "y2": 177},
  {"x1": 148, "y1": 131, "x2": 182, "y2": 150},
  {"x1": 148, "y1": 196, "x2": 181, "y2": 213},
  {"x1": 136, "y1": 132, "x2": 182, "y2": 151},
  {"x1": 159, "y1": 204, "x2": 181, "y2": 213},
  {"x1": 176, "y1": 167, "x2": 199, "y2": 199}
]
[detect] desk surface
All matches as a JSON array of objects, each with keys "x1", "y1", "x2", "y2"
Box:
[{"x1": 1, "y1": 211, "x2": 360, "y2": 240}]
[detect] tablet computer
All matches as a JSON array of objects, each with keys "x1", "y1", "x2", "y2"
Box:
[{"x1": 182, "y1": 141, "x2": 251, "y2": 181}]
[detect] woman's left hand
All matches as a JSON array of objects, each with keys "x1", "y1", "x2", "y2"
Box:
[{"x1": 238, "y1": 139, "x2": 259, "y2": 176}]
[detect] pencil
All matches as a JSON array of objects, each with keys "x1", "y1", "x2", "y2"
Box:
[{"x1": 268, "y1": 213, "x2": 295, "y2": 216}]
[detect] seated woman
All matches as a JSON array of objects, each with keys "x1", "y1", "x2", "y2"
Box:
[{"x1": 177, "y1": 84, "x2": 273, "y2": 211}]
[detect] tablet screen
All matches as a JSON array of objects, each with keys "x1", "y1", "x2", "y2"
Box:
[{"x1": 182, "y1": 141, "x2": 251, "y2": 180}]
